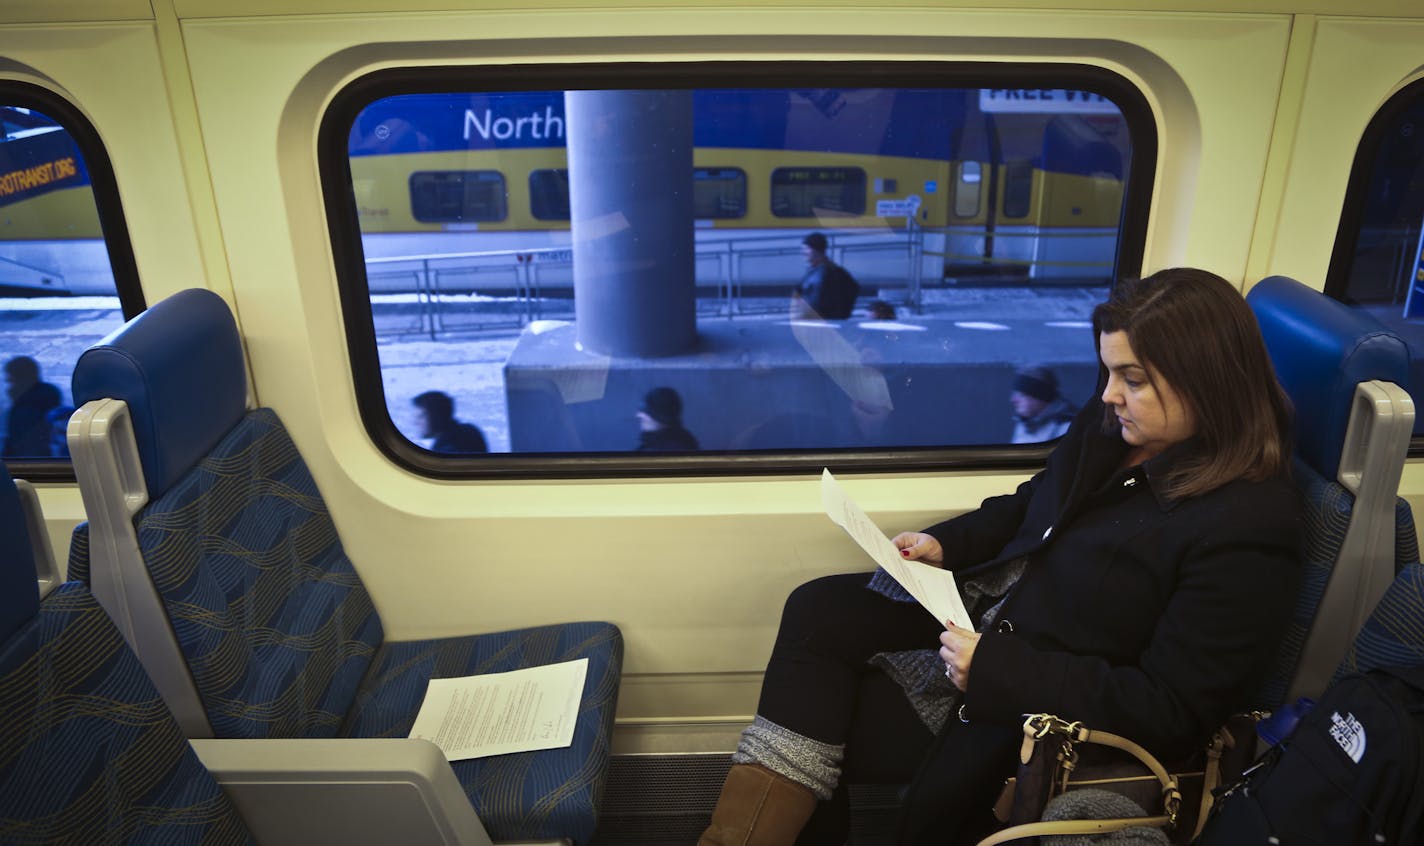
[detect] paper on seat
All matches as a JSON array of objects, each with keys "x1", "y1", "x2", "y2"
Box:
[{"x1": 408, "y1": 658, "x2": 588, "y2": 761}]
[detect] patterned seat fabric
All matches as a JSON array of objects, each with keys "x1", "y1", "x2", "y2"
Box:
[
  {"x1": 1254, "y1": 457, "x2": 1353, "y2": 708},
  {"x1": 65, "y1": 520, "x2": 89, "y2": 584},
  {"x1": 1336, "y1": 500, "x2": 1424, "y2": 676},
  {"x1": 137, "y1": 407, "x2": 383, "y2": 739},
  {"x1": 0, "y1": 581, "x2": 253, "y2": 845},
  {"x1": 342, "y1": 621, "x2": 624, "y2": 843},
  {"x1": 1335, "y1": 563, "x2": 1424, "y2": 676},
  {"x1": 126, "y1": 405, "x2": 623, "y2": 841}
]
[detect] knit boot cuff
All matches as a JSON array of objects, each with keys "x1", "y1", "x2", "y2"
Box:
[{"x1": 730, "y1": 715, "x2": 844, "y2": 801}]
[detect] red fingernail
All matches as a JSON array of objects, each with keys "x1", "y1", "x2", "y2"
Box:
[{"x1": 900, "y1": 549, "x2": 911, "y2": 557}]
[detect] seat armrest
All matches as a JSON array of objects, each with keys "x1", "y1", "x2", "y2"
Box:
[
  {"x1": 13, "y1": 479, "x2": 59, "y2": 598},
  {"x1": 190, "y1": 738, "x2": 493, "y2": 846}
]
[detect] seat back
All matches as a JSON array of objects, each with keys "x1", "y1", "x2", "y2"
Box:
[
  {"x1": 69, "y1": 289, "x2": 384, "y2": 740},
  {"x1": 1247, "y1": 275, "x2": 1415, "y2": 704},
  {"x1": 0, "y1": 461, "x2": 253, "y2": 844}
]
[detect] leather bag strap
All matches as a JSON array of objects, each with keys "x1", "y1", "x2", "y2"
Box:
[{"x1": 977, "y1": 813, "x2": 1173, "y2": 846}]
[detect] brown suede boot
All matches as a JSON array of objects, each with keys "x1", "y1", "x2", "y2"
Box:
[{"x1": 698, "y1": 763, "x2": 817, "y2": 846}]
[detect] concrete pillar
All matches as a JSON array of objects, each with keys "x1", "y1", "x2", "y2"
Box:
[{"x1": 565, "y1": 90, "x2": 696, "y2": 357}]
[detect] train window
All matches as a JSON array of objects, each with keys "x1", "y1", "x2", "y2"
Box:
[
  {"x1": 694, "y1": 167, "x2": 747, "y2": 219},
  {"x1": 1327, "y1": 79, "x2": 1424, "y2": 446},
  {"x1": 953, "y1": 161, "x2": 983, "y2": 218},
  {"x1": 770, "y1": 167, "x2": 867, "y2": 218},
  {"x1": 410, "y1": 170, "x2": 508, "y2": 223},
  {"x1": 1001, "y1": 161, "x2": 1034, "y2": 218},
  {"x1": 322, "y1": 67, "x2": 1155, "y2": 476},
  {"x1": 0, "y1": 85, "x2": 142, "y2": 477},
  {"x1": 529, "y1": 168, "x2": 570, "y2": 221}
]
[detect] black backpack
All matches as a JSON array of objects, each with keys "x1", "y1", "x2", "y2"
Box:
[{"x1": 1195, "y1": 665, "x2": 1424, "y2": 845}]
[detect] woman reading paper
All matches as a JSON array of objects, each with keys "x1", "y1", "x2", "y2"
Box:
[{"x1": 699, "y1": 268, "x2": 1302, "y2": 846}]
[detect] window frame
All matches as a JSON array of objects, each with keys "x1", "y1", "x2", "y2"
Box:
[
  {"x1": 1324, "y1": 76, "x2": 1424, "y2": 456},
  {"x1": 319, "y1": 62, "x2": 1156, "y2": 479},
  {"x1": 0, "y1": 81, "x2": 145, "y2": 482}
]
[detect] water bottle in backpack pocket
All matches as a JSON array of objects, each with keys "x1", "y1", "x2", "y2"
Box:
[{"x1": 1195, "y1": 665, "x2": 1424, "y2": 845}]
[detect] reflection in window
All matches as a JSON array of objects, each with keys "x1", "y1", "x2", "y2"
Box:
[
  {"x1": 1, "y1": 102, "x2": 129, "y2": 463},
  {"x1": 333, "y1": 82, "x2": 1145, "y2": 464}
]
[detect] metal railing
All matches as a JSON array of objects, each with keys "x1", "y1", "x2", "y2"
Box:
[{"x1": 363, "y1": 224, "x2": 1114, "y2": 338}]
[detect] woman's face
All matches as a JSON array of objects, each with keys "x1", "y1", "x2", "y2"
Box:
[{"x1": 1099, "y1": 331, "x2": 1196, "y2": 461}]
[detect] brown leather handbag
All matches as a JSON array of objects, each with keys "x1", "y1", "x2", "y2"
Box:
[{"x1": 976, "y1": 713, "x2": 1259, "y2": 846}]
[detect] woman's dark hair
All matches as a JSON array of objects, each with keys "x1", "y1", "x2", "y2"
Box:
[{"x1": 1092, "y1": 268, "x2": 1292, "y2": 498}]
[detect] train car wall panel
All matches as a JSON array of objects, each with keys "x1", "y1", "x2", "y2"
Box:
[
  {"x1": 172, "y1": 8, "x2": 1296, "y2": 736},
  {"x1": 1273, "y1": 18, "x2": 1424, "y2": 285},
  {"x1": 0, "y1": 23, "x2": 211, "y2": 305},
  {"x1": 0, "y1": 20, "x2": 216, "y2": 554}
]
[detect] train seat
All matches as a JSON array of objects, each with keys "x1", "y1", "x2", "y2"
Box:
[
  {"x1": 1247, "y1": 274, "x2": 1416, "y2": 705},
  {"x1": 65, "y1": 288, "x2": 623, "y2": 845},
  {"x1": 0, "y1": 461, "x2": 256, "y2": 844}
]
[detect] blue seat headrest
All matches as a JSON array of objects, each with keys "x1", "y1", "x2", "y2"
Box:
[
  {"x1": 71, "y1": 289, "x2": 248, "y2": 500},
  {"x1": 0, "y1": 462, "x2": 39, "y2": 644},
  {"x1": 1248, "y1": 276, "x2": 1411, "y2": 481}
]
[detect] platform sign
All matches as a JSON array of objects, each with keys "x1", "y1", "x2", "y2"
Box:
[
  {"x1": 979, "y1": 89, "x2": 1121, "y2": 115},
  {"x1": 876, "y1": 195, "x2": 922, "y2": 219}
]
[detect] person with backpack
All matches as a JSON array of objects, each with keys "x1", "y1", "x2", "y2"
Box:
[{"x1": 792, "y1": 232, "x2": 860, "y2": 320}]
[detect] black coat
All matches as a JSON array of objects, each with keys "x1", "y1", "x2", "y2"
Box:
[
  {"x1": 431, "y1": 421, "x2": 488, "y2": 454},
  {"x1": 926, "y1": 400, "x2": 1302, "y2": 763},
  {"x1": 797, "y1": 261, "x2": 860, "y2": 320},
  {"x1": 3, "y1": 380, "x2": 61, "y2": 458},
  {"x1": 637, "y1": 426, "x2": 699, "y2": 451}
]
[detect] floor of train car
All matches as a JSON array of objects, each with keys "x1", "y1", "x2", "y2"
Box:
[{"x1": 591, "y1": 754, "x2": 902, "y2": 845}]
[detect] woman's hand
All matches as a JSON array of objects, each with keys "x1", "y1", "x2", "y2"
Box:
[
  {"x1": 891, "y1": 531, "x2": 944, "y2": 567},
  {"x1": 939, "y1": 624, "x2": 980, "y2": 692}
]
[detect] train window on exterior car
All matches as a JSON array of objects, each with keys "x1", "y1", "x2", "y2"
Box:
[
  {"x1": 770, "y1": 167, "x2": 868, "y2": 217},
  {"x1": 693, "y1": 167, "x2": 747, "y2": 219},
  {"x1": 1327, "y1": 77, "x2": 1424, "y2": 446},
  {"x1": 529, "y1": 168, "x2": 571, "y2": 221},
  {"x1": 953, "y1": 161, "x2": 983, "y2": 218},
  {"x1": 0, "y1": 86, "x2": 141, "y2": 475},
  {"x1": 322, "y1": 69, "x2": 1155, "y2": 475},
  {"x1": 1001, "y1": 160, "x2": 1034, "y2": 218},
  {"x1": 410, "y1": 170, "x2": 508, "y2": 223}
]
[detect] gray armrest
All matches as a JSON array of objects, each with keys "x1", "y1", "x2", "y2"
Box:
[
  {"x1": 14, "y1": 479, "x2": 59, "y2": 598},
  {"x1": 190, "y1": 737, "x2": 492, "y2": 846}
]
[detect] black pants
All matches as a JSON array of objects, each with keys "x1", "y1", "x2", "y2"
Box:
[{"x1": 758, "y1": 574, "x2": 1021, "y2": 845}]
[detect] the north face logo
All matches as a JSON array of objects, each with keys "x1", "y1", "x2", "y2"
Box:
[{"x1": 1329, "y1": 711, "x2": 1366, "y2": 763}]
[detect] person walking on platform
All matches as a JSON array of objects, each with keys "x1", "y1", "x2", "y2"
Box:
[
  {"x1": 1009, "y1": 364, "x2": 1078, "y2": 444},
  {"x1": 413, "y1": 390, "x2": 488, "y2": 454},
  {"x1": 3, "y1": 356, "x2": 61, "y2": 458},
  {"x1": 635, "y1": 387, "x2": 699, "y2": 451},
  {"x1": 793, "y1": 232, "x2": 860, "y2": 320}
]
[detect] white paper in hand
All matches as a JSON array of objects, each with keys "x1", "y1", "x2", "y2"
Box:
[{"x1": 820, "y1": 469, "x2": 974, "y2": 629}]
